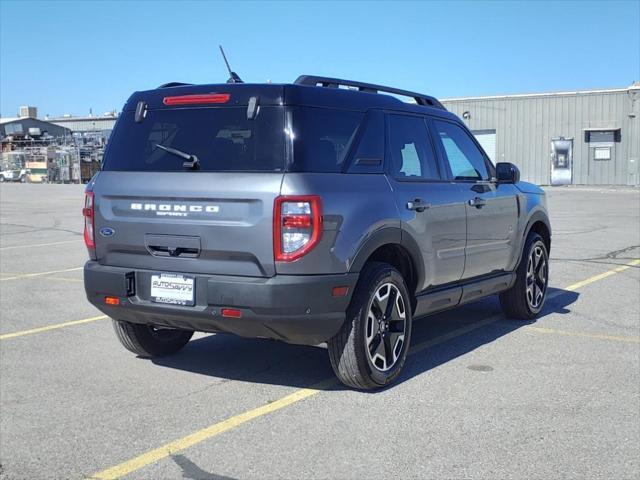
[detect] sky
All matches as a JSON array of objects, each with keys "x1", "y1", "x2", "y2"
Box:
[{"x1": 1, "y1": 0, "x2": 638, "y2": 118}]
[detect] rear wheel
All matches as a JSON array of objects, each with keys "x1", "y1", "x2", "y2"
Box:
[
  {"x1": 500, "y1": 233, "x2": 549, "y2": 320},
  {"x1": 112, "y1": 320, "x2": 193, "y2": 357},
  {"x1": 328, "y1": 262, "x2": 412, "y2": 390}
]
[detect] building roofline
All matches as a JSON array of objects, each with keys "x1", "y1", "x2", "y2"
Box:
[
  {"x1": 48, "y1": 115, "x2": 118, "y2": 122},
  {"x1": 441, "y1": 86, "x2": 633, "y2": 102}
]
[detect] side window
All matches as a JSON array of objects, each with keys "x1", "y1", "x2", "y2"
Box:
[
  {"x1": 388, "y1": 114, "x2": 440, "y2": 180},
  {"x1": 433, "y1": 120, "x2": 489, "y2": 181},
  {"x1": 290, "y1": 107, "x2": 363, "y2": 173},
  {"x1": 347, "y1": 110, "x2": 385, "y2": 173}
]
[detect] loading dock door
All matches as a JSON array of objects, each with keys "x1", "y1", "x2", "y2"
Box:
[{"x1": 472, "y1": 130, "x2": 496, "y2": 162}]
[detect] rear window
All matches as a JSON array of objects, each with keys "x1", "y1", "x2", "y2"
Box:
[
  {"x1": 102, "y1": 107, "x2": 284, "y2": 172},
  {"x1": 289, "y1": 107, "x2": 363, "y2": 172}
]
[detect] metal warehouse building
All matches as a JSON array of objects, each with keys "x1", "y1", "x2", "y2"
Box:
[{"x1": 442, "y1": 82, "x2": 639, "y2": 186}]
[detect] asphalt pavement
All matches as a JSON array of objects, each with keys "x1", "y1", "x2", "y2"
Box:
[{"x1": 0, "y1": 184, "x2": 638, "y2": 480}]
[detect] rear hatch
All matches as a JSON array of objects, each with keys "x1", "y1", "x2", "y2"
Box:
[{"x1": 91, "y1": 84, "x2": 286, "y2": 277}]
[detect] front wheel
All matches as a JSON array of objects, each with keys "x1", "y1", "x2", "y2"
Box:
[
  {"x1": 327, "y1": 262, "x2": 412, "y2": 390},
  {"x1": 112, "y1": 320, "x2": 193, "y2": 357},
  {"x1": 500, "y1": 233, "x2": 549, "y2": 320}
]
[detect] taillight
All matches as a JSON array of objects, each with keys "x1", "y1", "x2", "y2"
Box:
[
  {"x1": 162, "y1": 93, "x2": 230, "y2": 106},
  {"x1": 273, "y1": 196, "x2": 322, "y2": 262},
  {"x1": 83, "y1": 191, "x2": 95, "y2": 250}
]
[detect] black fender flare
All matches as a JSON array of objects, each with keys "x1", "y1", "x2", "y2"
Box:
[
  {"x1": 516, "y1": 210, "x2": 552, "y2": 269},
  {"x1": 348, "y1": 227, "x2": 426, "y2": 292},
  {"x1": 524, "y1": 209, "x2": 552, "y2": 244}
]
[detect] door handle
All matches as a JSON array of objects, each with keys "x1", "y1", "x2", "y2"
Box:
[
  {"x1": 407, "y1": 198, "x2": 431, "y2": 212},
  {"x1": 468, "y1": 197, "x2": 487, "y2": 208}
]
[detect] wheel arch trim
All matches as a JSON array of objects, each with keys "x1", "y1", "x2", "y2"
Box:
[{"x1": 349, "y1": 227, "x2": 425, "y2": 293}]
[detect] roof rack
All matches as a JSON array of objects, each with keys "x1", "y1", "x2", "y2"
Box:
[
  {"x1": 294, "y1": 75, "x2": 445, "y2": 110},
  {"x1": 157, "y1": 82, "x2": 193, "y2": 89}
]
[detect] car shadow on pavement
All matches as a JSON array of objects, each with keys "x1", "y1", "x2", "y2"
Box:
[{"x1": 152, "y1": 288, "x2": 579, "y2": 391}]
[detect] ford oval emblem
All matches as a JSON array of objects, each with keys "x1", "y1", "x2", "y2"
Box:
[{"x1": 99, "y1": 227, "x2": 115, "y2": 237}]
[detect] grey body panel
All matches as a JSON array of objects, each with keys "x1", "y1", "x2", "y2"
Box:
[
  {"x1": 459, "y1": 182, "x2": 520, "y2": 278},
  {"x1": 277, "y1": 173, "x2": 400, "y2": 275},
  {"x1": 92, "y1": 171, "x2": 283, "y2": 277},
  {"x1": 389, "y1": 180, "x2": 467, "y2": 289}
]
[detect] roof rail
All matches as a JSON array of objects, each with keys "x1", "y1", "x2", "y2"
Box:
[
  {"x1": 294, "y1": 75, "x2": 445, "y2": 110},
  {"x1": 157, "y1": 82, "x2": 193, "y2": 89}
]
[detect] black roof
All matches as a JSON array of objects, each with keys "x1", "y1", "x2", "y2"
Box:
[{"x1": 124, "y1": 75, "x2": 455, "y2": 120}]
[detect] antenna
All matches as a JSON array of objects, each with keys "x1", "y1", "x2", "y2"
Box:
[{"x1": 219, "y1": 45, "x2": 244, "y2": 84}]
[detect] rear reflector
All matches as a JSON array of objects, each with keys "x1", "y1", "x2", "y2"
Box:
[
  {"x1": 105, "y1": 296, "x2": 120, "y2": 306},
  {"x1": 163, "y1": 93, "x2": 230, "y2": 106},
  {"x1": 83, "y1": 191, "x2": 95, "y2": 250},
  {"x1": 221, "y1": 308, "x2": 242, "y2": 318},
  {"x1": 332, "y1": 286, "x2": 349, "y2": 297}
]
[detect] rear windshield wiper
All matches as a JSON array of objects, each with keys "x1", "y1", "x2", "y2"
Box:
[{"x1": 154, "y1": 144, "x2": 200, "y2": 170}]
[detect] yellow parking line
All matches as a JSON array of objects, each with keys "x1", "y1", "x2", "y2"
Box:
[
  {"x1": 90, "y1": 258, "x2": 640, "y2": 480},
  {"x1": 526, "y1": 326, "x2": 640, "y2": 343},
  {"x1": 91, "y1": 378, "x2": 336, "y2": 480},
  {"x1": 564, "y1": 259, "x2": 640, "y2": 291},
  {"x1": 0, "y1": 267, "x2": 83, "y2": 281},
  {"x1": 0, "y1": 315, "x2": 108, "y2": 340},
  {"x1": 0, "y1": 239, "x2": 81, "y2": 250}
]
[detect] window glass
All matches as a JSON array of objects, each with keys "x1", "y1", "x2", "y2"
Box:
[
  {"x1": 103, "y1": 107, "x2": 284, "y2": 172},
  {"x1": 290, "y1": 107, "x2": 363, "y2": 172},
  {"x1": 347, "y1": 110, "x2": 385, "y2": 173},
  {"x1": 388, "y1": 115, "x2": 440, "y2": 180},
  {"x1": 433, "y1": 120, "x2": 489, "y2": 181},
  {"x1": 588, "y1": 131, "x2": 614, "y2": 143}
]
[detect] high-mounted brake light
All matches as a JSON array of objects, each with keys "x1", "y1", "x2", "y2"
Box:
[
  {"x1": 273, "y1": 196, "x2": 322, "y2": 262},
  {"x1": 162, "y1": 93, "x2": 230, "y2": 106},
  {"x1": 83, "y1": 191, "x2": 95, "y2": 250}
]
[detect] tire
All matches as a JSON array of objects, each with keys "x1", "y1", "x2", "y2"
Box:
[
  {"x1": 112, "y1": 320, "x2": 193, "y2": 357},
  {"x1": 499, "y1": 233, "x2": 549, "y2": 320},
  {"x1": 19, "y1": 176, "x2": 27, "y2": 183},
  {"x1": 0, "y1": 175, "x2": 4, "y2": 183},
  {"x1": 328, "y1": 262, "x2": 412, "y2": 390}
]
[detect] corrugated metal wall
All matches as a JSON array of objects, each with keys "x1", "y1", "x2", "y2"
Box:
[
  {"x1": 442, "y1": 88, "x2": 639, "y2": 185},
  {"x1": 49, "y1": 117, "x2": 117, "y2": 133}
]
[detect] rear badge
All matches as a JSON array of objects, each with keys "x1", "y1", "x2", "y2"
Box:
[{"x1": 100, "y1": 227, "x2": 116, "y2": 237}]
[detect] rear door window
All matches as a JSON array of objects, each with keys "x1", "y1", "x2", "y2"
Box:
[
  {"x1": 289, "y1": 107, "x2": 363, "y2": 172},
  {"x1": 388, "y1": 114, "x2": 441, "y2": 180},
  {"x1": 102, "y1": 107, "x2": 284, "y2": 172}
]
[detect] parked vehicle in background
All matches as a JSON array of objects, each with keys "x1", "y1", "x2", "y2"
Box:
[
  {"x1": 0, "y1": 152, "x2": 30, "y2": 182},
  {"x1": 83, "y1": 75, "x2": 551, "y2": 390}
]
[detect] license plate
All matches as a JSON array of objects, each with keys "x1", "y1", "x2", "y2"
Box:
[{"x1": 150, "y1": 274, "x2": 195, "y2": 306}]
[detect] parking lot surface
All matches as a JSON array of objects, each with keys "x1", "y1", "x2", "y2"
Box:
[{"x1": 1, "y1": 184, "x2": 638, "y2": 480}]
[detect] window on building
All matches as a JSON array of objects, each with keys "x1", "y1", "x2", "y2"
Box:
[
  {"x1": 585, "y1": 129, "x2": 621, "y2": 143},
  {"x1": 594, "y1": 147, "x2": 611, "y2": 161}
]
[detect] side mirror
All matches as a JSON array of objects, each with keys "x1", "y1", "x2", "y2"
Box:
[{"x1": 496, "y1": 162, "x2": 520, "y2": 184}]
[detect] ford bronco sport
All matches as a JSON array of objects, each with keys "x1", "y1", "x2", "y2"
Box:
[{"x1": 83, "y1": 75, "x2": 551, "y2": 390}]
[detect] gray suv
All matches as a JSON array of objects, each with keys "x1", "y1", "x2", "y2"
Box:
[{"x1": 83, "y1": 76, "x2": 551, "y2": 390}]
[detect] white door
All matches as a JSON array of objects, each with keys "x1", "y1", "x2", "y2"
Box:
[{"x1": 473, "y1": 130, "x2": 496, "y2": 162}]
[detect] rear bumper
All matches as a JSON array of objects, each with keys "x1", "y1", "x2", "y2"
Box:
[{"x1": 84, "y1": 261, "x2": 358, "y2": 345}]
